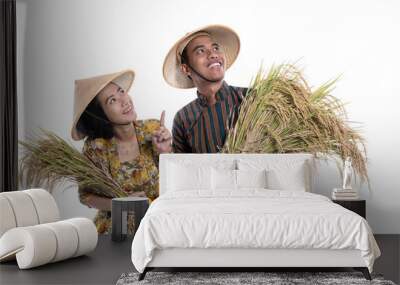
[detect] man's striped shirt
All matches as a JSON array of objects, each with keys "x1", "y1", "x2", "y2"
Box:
[{"x1": 172, "y1": 81, "x2": 247, "y2": 153}]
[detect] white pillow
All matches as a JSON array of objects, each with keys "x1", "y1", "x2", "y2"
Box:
[
  {"x1": 266, "y1": 168, "x2": 306, "y2": 191},
  {"x1": 211, "y1": 168, "x2": 268, "y2": 190},
  {"x1": 237, "y1": 159, "x2": 311, "y2": 192},
  {"x1": 212, "y1": 168, "x2": 237, "y2": 190},
  {"x1": 167, "y1": 162, "x2": 212, "y2": 192},
  {"x1": 236, "y1": 169, "x2": 268, "y2": 189}
]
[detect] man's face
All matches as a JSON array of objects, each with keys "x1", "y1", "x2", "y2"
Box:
[{"x1": 181, "y1": 35, "x2": 226, "y2": 83}]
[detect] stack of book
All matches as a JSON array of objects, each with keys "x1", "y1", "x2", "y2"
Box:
[{"x1": 332, "y1": 188, "x2": 359, "y2": 200}]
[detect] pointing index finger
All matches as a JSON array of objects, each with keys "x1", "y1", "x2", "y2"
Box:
[{"x1": 160, "y1": 110, "x2": 165, "y2": 127}]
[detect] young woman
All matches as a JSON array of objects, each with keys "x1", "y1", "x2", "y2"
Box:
[{"x1": 71, "y1": 69, "x2": 171, "y2": 234}]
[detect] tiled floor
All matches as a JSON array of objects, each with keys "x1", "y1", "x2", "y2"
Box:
[{"x1": 0, "y1": 235, "x2": 398, "y2": 285}]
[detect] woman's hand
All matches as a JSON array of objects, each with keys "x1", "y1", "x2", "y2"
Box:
[
  {"x1": 152, "y1": 111, "x2": 172, "y2": 154},
  {"x1": 85, "y1": 191, "x2": 147, "y2": 211},
  {"x1": 85, "y1": 194, "x2": 112, "y2": 211},
  {"x1": 129, "y1": 191, "x2": 146, "y2": 197}
]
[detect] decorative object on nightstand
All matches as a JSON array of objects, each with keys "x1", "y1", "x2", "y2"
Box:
[
  {"x1": 111, "y1": 197, "x2": 149, "y2": 242},
  {"x1": 332, "y1": 188, "x2": 359, "y2": 200},
  {"x1": 342, "y1": 157, "x2": 353, "y2": 190},
  {"x1": 332, "y1": 157, "x2": 359, "y2": 200},
  {"x1": 332, "y1": 199, "x2": 366, "y2": 219}
]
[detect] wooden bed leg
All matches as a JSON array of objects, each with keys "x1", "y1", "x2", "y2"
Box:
[
  {"x1": 362, "y1": 268, "x2": 372, "y2": 281},
  {"x1": 138, "y1": 268, "x2": 148, "y2": 281},
  {"x1": 354, "y1": 267, "x2": 371, "y2": 280}
]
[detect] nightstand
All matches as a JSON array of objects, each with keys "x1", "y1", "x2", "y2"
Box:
[
  {"x1": 332, "y1": 199, "x2": 366, "y2": 219},
  {"x1": 111, "y1": 197, "x2": 149, "y2": 242}
]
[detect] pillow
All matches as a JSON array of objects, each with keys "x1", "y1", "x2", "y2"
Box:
[
  {"x1": 167, "y1": 162, "x2": 212, "y2": 192},
  {"x1": 211, "y1": 168, "x2": 268, "y2": 190},
  {"x1": 266, "y1": 167, "x2": 307, "y2": 191},
  {"x1": 212, "y1": 168, "x2": 236, "y2": 190},
  {"x1": 236, "y1": 169, "x2": 268, "y2": 189},
  {"x1": 237, "y1": 159, "x2": 311, "y2": 192}
]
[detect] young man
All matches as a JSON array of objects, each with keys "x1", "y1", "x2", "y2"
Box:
[{"x1": 163, "y1": 25, "x2": 247, "y2": 153}]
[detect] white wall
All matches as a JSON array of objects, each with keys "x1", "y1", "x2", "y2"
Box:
[{"x1": 17, "y1": 0, "x2": 400, "y2": 233}]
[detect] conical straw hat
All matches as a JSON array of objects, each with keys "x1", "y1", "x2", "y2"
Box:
[
  {"x1": 163, "y1": 25, "x2": 240, "y2": 89},
  {"x1": 71, "y1": 69, "x2": 135, "y2": 140}
]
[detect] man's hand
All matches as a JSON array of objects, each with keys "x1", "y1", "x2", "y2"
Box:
[{"x1": 152, "y1": 111, "x2": 172, "y2": 154}]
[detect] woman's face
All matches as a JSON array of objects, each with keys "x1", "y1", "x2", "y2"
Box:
[{"x1": 97, "y1": 82, "x2": 137, "y2": 124}]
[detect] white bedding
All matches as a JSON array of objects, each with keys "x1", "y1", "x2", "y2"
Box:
[{"x1": 131, "y1": 190, "x2": 380, "y2": 273}]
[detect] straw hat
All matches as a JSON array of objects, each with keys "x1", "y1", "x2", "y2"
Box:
[
  {"x1": 71, "y1": 69, "x2": 135, "y2": 141},
  {"x1": 163, "y1": 25, "x2": 240, "y2": 89}
]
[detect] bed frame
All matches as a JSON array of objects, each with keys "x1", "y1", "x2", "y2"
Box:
[
  {"x1": 139, "y1": 248, "x2": 371, "y2": 280},
  {"x1": 138, "y1": 154, "x2": 372, "y2": 281}
]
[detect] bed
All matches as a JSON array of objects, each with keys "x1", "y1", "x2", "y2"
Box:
[{"x1": 131, "y1": 154, "x2": 380, "y2": 280}]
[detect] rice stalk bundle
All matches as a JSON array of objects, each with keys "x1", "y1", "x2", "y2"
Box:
[
  {"x1": 19, "y1": 129, "x2": 126, "y2": 198},
  {"x1": 223, "y1": 64, "x2": 368, "y2": 184}
]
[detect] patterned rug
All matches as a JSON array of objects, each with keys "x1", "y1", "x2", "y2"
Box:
[{"x1": 116, "y1": 271, "x2": 396, "y2": 285}]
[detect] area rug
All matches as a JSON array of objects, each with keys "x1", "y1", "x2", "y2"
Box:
[{"x1": 116, "y1": 271, "x2": 396, "y2": 285}]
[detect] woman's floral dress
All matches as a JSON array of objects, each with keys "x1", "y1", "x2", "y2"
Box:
[{"x1": 78, "y1": 119, "x2": 160, "y2": 234}]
